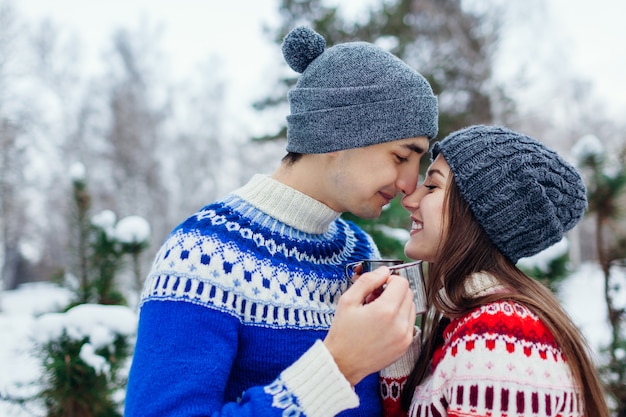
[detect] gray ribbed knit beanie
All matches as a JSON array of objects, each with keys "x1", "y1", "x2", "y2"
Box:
[
  {"x1": 282, "y1": 26, "x2": 438, "y2": 154},
  {"x1": 431, "y1": 125, "x2": 588, "y2": 263}
]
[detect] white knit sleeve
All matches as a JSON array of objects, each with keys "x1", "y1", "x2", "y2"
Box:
[
  {"x1": 278, "y1": 340, "x2": 359, "y2": 417},
  {"x1": 380, "y1": 326, "x2": 421, "y2": 379}
]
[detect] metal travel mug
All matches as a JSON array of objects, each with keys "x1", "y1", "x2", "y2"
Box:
[
  {"x1": 344, "y1": 259, "x2": 427, "y2": 314},
  {"x1": 344, "y1": 259, "x2": 404, "y2": 281},
  {"x1": 387, "y1": 261, "x2": 427, "y2": 314}
]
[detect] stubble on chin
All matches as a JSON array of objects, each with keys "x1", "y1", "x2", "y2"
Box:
[{"x1": 354, "y1": 203, "x2": 383, "y2": 220}]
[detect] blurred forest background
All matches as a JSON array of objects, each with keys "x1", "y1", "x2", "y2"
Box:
[
  {"x1": 1, "y1": 0, "x2": 625, "y2": 414},
  {"x1": 1, "y1": 0, "x2": 624, "y2": 290}
]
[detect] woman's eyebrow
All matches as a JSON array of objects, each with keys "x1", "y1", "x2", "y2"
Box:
[{"x1": 426, "y1": 168, "x2": 446, "y2": 179}]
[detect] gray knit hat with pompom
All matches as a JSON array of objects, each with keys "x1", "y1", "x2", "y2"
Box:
[
  {"x1": 282, "y1": 26, "x2": 438, "y2": 154},
  {"x1": 431, "y1": 125, "x2": 588, "y2": 264}
]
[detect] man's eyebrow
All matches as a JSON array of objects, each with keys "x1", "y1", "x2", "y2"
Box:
[{"x1": 403, "y1": 143, "x2": 428, "y2": 155}]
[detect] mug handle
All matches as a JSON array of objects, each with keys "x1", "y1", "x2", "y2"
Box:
[{"x1": 344, "y1": 261, "x2": 363, "y2": 282}]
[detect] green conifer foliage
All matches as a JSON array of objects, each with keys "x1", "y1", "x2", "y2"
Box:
[
  {"x1": 30, "y1": 166, "x2": 149, "y2": 416},
  {"x1": 576, "y1": 137, "x2": 626, "y2": 416},
  {"x1": 38, "y1": 331, "x2": 130, "y2": 417}
]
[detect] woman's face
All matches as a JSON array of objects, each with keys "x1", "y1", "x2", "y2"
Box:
[{"x1": 401, "y1": 154, "x2": 451, "y2": 263}]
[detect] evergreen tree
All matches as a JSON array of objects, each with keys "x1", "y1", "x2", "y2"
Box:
[
  {"x1": 68, "y1": 165, "x2": 127, "y2": 307},
  {"x1": 33, "y1": 164, "x2": 151, "y2": 417},
  {"x1": 574, "y1": 134, "x2": 626, "y2": 416},
  {"x1": 38, "y1": 329, "x2": 131, "y2": 417}
]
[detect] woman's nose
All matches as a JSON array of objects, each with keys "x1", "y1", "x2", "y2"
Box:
[{"x1": 401, "y1": 184, "x2": 424, "y2": 210}]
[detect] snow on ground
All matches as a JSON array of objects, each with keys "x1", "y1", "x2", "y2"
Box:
[
  {"x1": 0, "y1": 283, "x2": 74, "y2": 416},
  {"x1": 0, "y1": 263, "x2": 622, "y2": 416}
]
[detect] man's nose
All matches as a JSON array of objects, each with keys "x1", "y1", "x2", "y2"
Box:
[{"x1": 397, "y1": 166, "x2": 419, "y2": 195}]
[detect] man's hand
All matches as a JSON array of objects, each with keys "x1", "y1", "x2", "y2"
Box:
[{"x1": 323, "y1": 267, "x2": 416, "y2": 386}]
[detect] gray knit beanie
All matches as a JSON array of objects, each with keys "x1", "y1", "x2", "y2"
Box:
[
  {"x1": 431, "y1": 125, "x2": 588, "y2": 264},
  {"x1": 282, "y1": 26, "x2": 438, "y2": 154}
]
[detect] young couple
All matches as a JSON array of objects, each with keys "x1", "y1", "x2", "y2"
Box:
[{"x1": 125, "y1": 26, "x2": 609, "y2": 417}]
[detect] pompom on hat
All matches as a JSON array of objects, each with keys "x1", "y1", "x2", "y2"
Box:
[
  {"x1": 431, "y1": 125, "x2": 588, "y2": 264},
  {"x1": 282, "y1": 26, "x2": 438, "y2": 154}
]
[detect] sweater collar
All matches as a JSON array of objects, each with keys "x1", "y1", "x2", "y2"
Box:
[
  {"x1": 233, "y1": 174, "x2": 341, "y2": 234},
  {"x1": 439, "y1": 271, "x2": 506, "y2": 309},
  {"x1": 464, "y1": 272, "x2": 506, "y2": 297}
]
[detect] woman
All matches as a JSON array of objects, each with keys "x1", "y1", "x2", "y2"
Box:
[{"x1": 380, "y1": 125, "x2": 609, "y2": 417}]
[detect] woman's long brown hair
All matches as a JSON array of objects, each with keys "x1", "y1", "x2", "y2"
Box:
[{"x1": 400, "y1": 174, "x2": 610, "y2": 417}]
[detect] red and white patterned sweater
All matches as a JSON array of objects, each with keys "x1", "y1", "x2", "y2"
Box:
[{"x1": 381, "y1": 299, "x2": 583, "y2": 417}]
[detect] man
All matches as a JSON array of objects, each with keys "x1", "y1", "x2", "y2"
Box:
[{"x1": 125, "y1": 26, "x2": 438, "y2": 416}]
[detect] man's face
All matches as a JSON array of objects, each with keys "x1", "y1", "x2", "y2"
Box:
[{"x1": 322, "y1": 136, "x2": 429, "y2": 219}]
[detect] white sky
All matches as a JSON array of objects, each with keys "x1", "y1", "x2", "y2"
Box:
[
  {"x1": 11, "y1": 0, "x2": 626, "y2": 120},
  {"x1": 499, "y1": 0, "x2": 626, "y2": 119},
  {"x1": 548, "y1": 0, "x2": 625, "y2": 97}
]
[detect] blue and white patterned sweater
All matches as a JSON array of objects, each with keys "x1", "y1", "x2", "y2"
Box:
[{"x1": 125, "y1": 174, "x2": 382, "y2": 417}]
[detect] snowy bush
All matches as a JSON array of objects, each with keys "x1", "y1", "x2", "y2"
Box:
[{"x1": 33, "y1": 304, "x2": 136, "y2": 417}]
